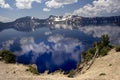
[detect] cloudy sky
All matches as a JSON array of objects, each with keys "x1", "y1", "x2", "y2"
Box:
[{"x1": 0, "y1": 0, "x2": 120, "y2": 21}]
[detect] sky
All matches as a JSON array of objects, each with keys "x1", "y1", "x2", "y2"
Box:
[{"x1": 0, "y1": 0, "x2": 120, "y2": 22}]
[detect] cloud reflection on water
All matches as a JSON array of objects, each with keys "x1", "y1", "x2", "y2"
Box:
[
  {"x1": 0, "y1": 24, "x2": 120, "y2": 72},
  {"x1": 0, "y1": 34, "x2": 84, "y2": 73},
  {"x1": 78, "y1": 25, "x2": 120, "y2": 45}
]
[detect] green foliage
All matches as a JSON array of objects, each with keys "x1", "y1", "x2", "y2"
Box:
[
  {"x1": 82, "y1": 34, "x2": 113, "y2": 63},
  {"x1": 98, "y1": 34, "x2": 113, "y2": 56},
  {"x1": 0, "y1": 50, "x2": 16, "y2": 63},
  {"x1": 82, "y1": 48, "x2": 96, "y2": 62},
  {"x1": 108, "y1": 44, "x2": 114, "y2": 49},
  {"x1": 101, "y1": 34, "x2": 110, "y2": 47},
  {"x1": 99, "y1": 47, "x2": 109, "y2": 56},
  {"x1": 97, "y1": 35, "x2": 110, "y2": 49},
  {"x1": 27, "y1": 65, "x2": 39, "y2": 75},
  {"x1": 88, "y1": 48, "x2": 96, "y2": 54},
  {"x1": 0, "y1": 50, "x2": 3, "y2": 56},
  {"x1": 68, "y1": 69, "x2": 75, "y2": 78},
  {"x1": 99, "y1": 73, "x2": 106, "y2": 76},
  {"x1": 115, "y1": 45, "x2": 120, "y2": 52}
]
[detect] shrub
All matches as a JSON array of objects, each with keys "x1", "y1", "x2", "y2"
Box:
[
  {"x1": 82, "y1": 35, "x2": 113, "y2": 62},
  {"x1": 88, "y1": 48, "x2": 96, "y2": 54},
  {"x1": 108, "y1": 44, "x2": 114, "y2": 49},
  {"x1": 68, "y1": 69, "x2": 75, "y2": 78},
  {"x1": 97, "y1": 35, "x2": 113, "y2": 57},
  {"x1": 97, "y1": 34, "x2": 111, "y2": 49},
  {"x1": 99, "y1": 47, "x2": 109, "y2": 56},
  {"x1": 0, "y1": 50, "x2": 2, "y2": 55},
  {"x1": 115, "y1": 45, "x2": 120, "y2": 52},
  {"x1": 27, "y1": 65, "x2": 39, "y2": 75},
  {"x1": 0, "y1": 50, "x2": 16, "y2": 63},
  {"x1": 82, "y1": 48, "x2": 96, "y2": 62},
  {"x1": 84, "y1": 52, "x2": 93, "y2": 62},
  {"x1": 109, "y1": 64, "x2": 112, "y2": 66},
  {"x1": 101, "y1": 34, "x2": 110, "y2": 47},
  {"x1": 99, "y1": 73, "x2": 106, "y2": 76}
]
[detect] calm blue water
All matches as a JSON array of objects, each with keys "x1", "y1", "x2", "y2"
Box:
[{"x1": 0, "y1": 25, "x2": 120, "y2": 73}]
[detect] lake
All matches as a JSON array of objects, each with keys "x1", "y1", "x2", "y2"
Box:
[{"x1": 0, "y1": 24, "x2": 120, "y2": 73}]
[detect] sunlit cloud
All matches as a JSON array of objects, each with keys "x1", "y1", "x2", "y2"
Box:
[
  {"x1": 0, "y1": 0, "x2": 11, "y2": 9},
  {"x1": 72, "y1": 0, "x2": 120, "y2": 17},
  {"x1": 44, "y1": 0, "x2": 78, "y2": 11},
  {"x1": 15, "y1": 0, "x2": 41, "y2": 9}
]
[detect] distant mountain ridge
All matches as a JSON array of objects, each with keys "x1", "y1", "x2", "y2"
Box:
[
  {"x1": 47, "y1": 15, "x2": 120, "y2": 25},
  {"x1": 0, "y1": 15, "x2": 120, "y2": 32}
]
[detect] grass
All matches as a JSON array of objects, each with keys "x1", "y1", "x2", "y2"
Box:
[
  {"x1": 67, "y1": 69, "x2": 75, "y2": 78},
  {"x1": 26, "y1": 65, "x2": 39, "y2": 75},
  {"x1": 0, "y1": 50, "x2": 16, "y2": 63}
]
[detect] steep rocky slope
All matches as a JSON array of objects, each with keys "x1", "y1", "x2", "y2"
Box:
[{"x1": 0, "y1": 49, "x2": 120, "y2": 80}]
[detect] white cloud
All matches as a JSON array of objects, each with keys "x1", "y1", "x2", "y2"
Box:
[
  {"x1": 48, "y1": 34, "x2": 64, "y2": 43},
  {"x1": 43, "y1": 8, "x2": 51, "y2": 12},
  {"x1": 44, "y1": 31, "x2": 52, "y2": 35},
  {"x1": 0, "y1": 0, "x2": 11, "y2": 9},
  {"x1": 48, "y1": 34, "x2": 83, "y2": 65},
  {"x1": 1, "y1": 35, "x2": 83, "y2": 65},
  {"x1": 51, "y1": 24, "x2": 73, "y2": 30},
  {"x1": 1, "y1": 40, "x2": 14, "y2": 50},
  {"x1": 17, "y1": 35, "x2": 82, "y2": 65},
  {"x1": 20, "y1": 37, "x2": 50, "y2": 54},
  {"x1": 15, "y1": 0, "x2": 41, "y2": 9},
  {"x1": 72, "y1": 0, "x2": 120, "y2": 17},
  {"x1": 45, "y1": 0, "x2": 78, "y2": 10},
  {"x1": 0, "y1": 16, "x2": 13, "y2": 22},
  {"x1": 78, "y1": 25, "x2": 120, "y2": 45}
]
